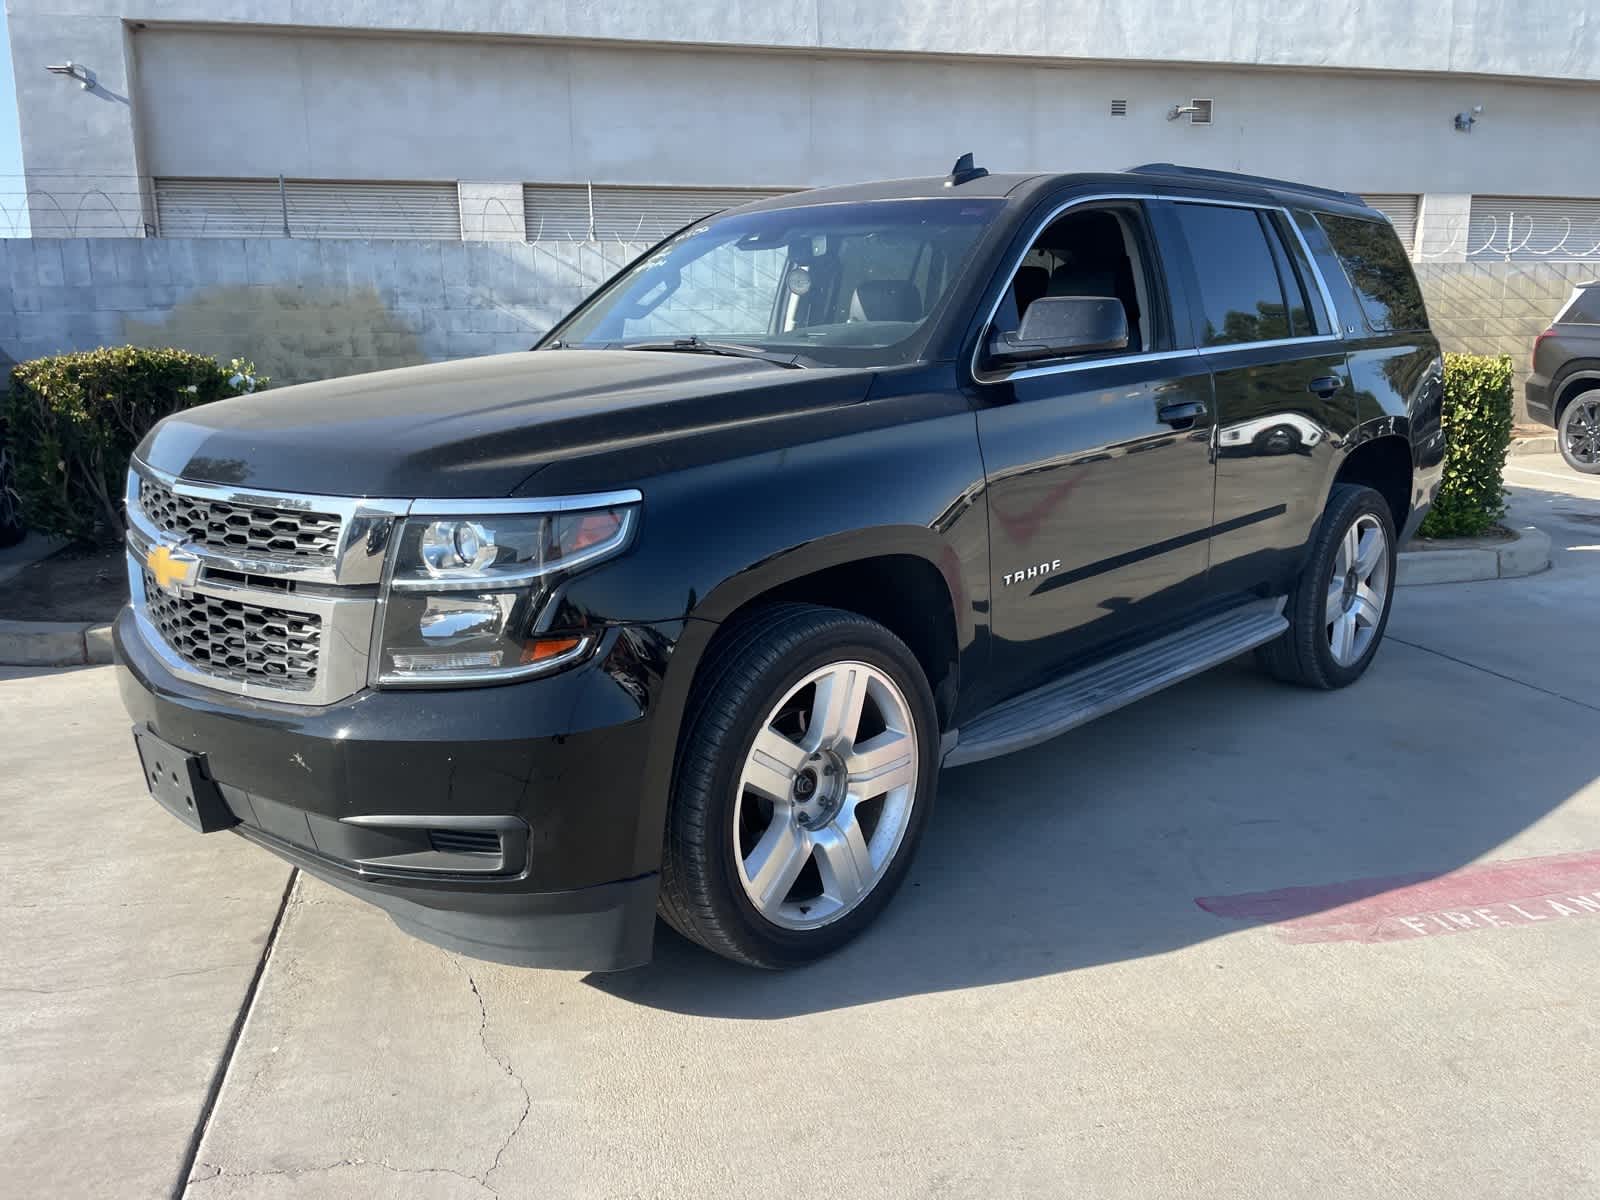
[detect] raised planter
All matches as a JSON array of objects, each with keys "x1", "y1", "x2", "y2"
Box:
[{"x1": 1397, "y1": 523, "x2": 1551, "y2": 586}]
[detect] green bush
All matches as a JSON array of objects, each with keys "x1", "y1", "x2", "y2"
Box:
[
  {"x1": 4, "y1": 346, "x2": 268, "y2": 544},
  {"x1": 1417, "y1": 353, "x2": 1514, "y2": 539}
]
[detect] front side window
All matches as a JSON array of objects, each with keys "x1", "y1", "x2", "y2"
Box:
[
  {"x1": 1317, "y1": 212, "x2": 1428, "y2": 332},
  {"x1": 1173, "y1": 204, "x2": 1295, "y2": 346},
  {"x1": 551, "y1": 199, "x2": 1002, "y2": 366}
]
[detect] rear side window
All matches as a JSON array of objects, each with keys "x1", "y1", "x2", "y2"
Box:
[
  {"x1": 1556, "y1": 286, "x2": 1600, "y2": 325},
  {"x1": 1171, "y1": 203, "x2": 1294, "y2": 346},
  {"x1": 1317, "y1": 213, "x2": 1428, "y2": 332}
]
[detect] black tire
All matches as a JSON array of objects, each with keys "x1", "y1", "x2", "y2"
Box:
[
  {"x1": 1557, "y1": 390, "x2": 1600, "y2": 475},
  {"x1": 1256, "y1": 483, "x2": 1397, "y2": 689},
  {"x1": 659, "y1": 603, "x2": 939, "y2": 968}
]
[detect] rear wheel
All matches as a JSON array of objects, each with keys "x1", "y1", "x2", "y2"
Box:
[
  {"x1": 660, "y1": 604, "x2": 938, "y2": 968},
  {"x1": 1257, "y1": 483, "x2": 1396, "y2": 689},
  {"x1": 1558, "y1": 391, "x2": 1600, "y2": 474}
]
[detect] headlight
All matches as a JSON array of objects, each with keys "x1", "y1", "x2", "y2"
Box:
[{"x1": 374, "y1": 502, "x2": 637, "y2": 686}]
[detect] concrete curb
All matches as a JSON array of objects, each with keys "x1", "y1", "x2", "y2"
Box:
[
  {"x1": 0, "y1": 619, "x2": 116, "y2": 667},
  {"x1": 1508, "y1": 434, "x2": 1557, "y2": 456},
  {"x1": 1397, "y1": 524, "x2": 1552, "y2": 586}
]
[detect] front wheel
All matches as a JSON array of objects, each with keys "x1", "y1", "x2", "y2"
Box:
[
  {"x1": 1558, "y1": 391, "x2": 1600, "y2": 474},
  {"x1": 1257, "y1": 483, "x2": 1397, "y2": 689},
  {"x1": 659, "y1": 604, "x2": 939, "y2": 968}
]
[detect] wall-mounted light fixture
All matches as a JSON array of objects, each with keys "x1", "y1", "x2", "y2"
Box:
[
  {"x1": 1453, "y1": 105, "x2": 1483, "y2": 133},
  {"x1": 46, "y1": 61, "x2": 96, "y2": 90}
]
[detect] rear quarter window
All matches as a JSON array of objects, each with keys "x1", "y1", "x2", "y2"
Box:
[{"x1": 1317, "y1": 213, "x2": 1429, "y2": 333}]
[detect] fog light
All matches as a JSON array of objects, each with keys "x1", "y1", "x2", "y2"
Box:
[{"x1": 388, "y1": 650, "x2": 504, "y2": 672}]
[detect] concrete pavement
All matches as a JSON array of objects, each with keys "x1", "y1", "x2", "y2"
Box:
[
  {"x1": 0, "y1": 665, "x2": 293, "y2": 1198},
  {"x1": 3, "y1": 454, "x2": 1598, "y2": 1199}
]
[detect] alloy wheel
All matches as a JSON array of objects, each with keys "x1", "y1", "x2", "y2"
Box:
[
  {"x1": 733, "y1": 660, "x2": 919, "y2": 930},
  {"x1": 1326, "y1": 513, "x2": 1389, "y2": 667},
  {"x1": 1565, "y1": 398, "x2": 1600, "y2": 466}
]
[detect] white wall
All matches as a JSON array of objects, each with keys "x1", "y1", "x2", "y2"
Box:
[{"x1": 128, "y1": 29, "x2": 1600, "y2": 198}]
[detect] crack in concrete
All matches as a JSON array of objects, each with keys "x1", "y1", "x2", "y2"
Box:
[
  {"x1": 188, "y1": 1159, "x2": 495, "y2": 1195},
  {"x1": 449, "y1": 957, "x2": 532, "y2": 1196}
]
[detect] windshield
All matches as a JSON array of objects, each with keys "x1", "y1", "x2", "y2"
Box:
[{"x1": 550, "y1": 198, "x2": 1004, "y2": 366}]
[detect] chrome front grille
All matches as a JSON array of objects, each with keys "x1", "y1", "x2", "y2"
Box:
[
  {"x1": 125, "y1": 460, "x2": 410, "y2": 705},
  {"x1": 142, "y1": 570, "x2": 322, "y2": 690},
  {"x1": 137, "y1": 476, "x2": 342, "y2": 561}
]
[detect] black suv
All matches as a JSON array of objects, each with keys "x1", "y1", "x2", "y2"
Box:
[
  {"x1": 116, "y1": 161, "x2": 1443, "y2": 971},
  {"x1": 1527, "y1": 280, "x2": 1600, "y2": 473}
]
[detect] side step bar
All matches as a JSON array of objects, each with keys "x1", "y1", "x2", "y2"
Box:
[{"x1": 943, "y1": 597, "x2": 1288, "y2": 768}]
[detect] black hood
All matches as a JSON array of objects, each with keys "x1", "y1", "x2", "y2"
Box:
[{"x1": 138, "y1": 350, "x2": 873, "y2": 498}]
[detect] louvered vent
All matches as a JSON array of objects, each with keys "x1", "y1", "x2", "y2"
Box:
[
  {"x1": 154, "y1": 179, "x2": 461, "y2": 239},
  {"x1": 1189, "y1": 99, "x2": 1214, "y2": 126},
  {"x1": 1360, "y1": 194, "x2": 1421, "y2": 253},
  {"x1": 428, "y1": 829, "x2": 502, "y2": 856},
  {"x1": 1110, "y1": 99, "x2": 1128, "y2": 117},
  {"x1": 523, "y1": 184, "x2": 795, "y2": 243}
]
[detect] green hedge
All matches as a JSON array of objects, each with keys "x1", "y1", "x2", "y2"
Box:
[
  {"x1": 1417, "y1": 353, "x2": 1515, "y2": 539},
  {"x1": 4, "y1": 347, "x2": 267, "y2": 544}
]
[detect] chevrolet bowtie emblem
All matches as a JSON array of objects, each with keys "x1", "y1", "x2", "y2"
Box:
[{"x1": 145, "y1": 543, "x2": 200, "y2": 595}]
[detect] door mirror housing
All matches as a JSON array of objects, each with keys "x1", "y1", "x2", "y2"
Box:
[{"x1": 987, "y1": 296, "x2": 1129, "y2": 366}]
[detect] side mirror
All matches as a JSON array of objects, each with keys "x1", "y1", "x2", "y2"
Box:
[{"x1": 987, "y1": 296, "x2": 1129, "y2": 366}]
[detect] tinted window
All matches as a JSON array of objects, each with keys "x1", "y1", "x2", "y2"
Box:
[
  {"x1": 555, "y1": 198, "x2": 1001, "y2": 367},
  {"x1": 1263, "y1": 215, "x2": 1321, "y2": 336},
  {"x1": 1318, "y1": 213, "x2": 1428, "y2": 332},
  {"x1": 1173, "y1": 204, "x2": 1293, "y2": 346}
]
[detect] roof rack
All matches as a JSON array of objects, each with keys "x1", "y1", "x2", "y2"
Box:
[{"x1": 1125, "y1": 163, "x2": 1363, "y2": 205}]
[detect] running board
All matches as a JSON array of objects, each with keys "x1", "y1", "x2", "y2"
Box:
[{"x1": 943, "y1": 598, "x2": 1288, "y2": 768}]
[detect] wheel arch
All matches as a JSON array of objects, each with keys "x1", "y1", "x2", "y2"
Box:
[
  {"x1": 1554, "y1": 368, "x2": 1600, "y2": 423},
  {"x1": 1331, "y1": 431, "x2": 1413, "y2": 537},
  {"x1": 691, "y1": 529, "x2": 967, "y2": 733}
]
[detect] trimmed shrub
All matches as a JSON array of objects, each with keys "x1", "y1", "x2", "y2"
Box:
[
  {"x1": 1417, "y1": 353, "x2": 1515, "y2": 539},
  {"x1": 4, "y1": 346, "x2": 268, "y2": 544}
]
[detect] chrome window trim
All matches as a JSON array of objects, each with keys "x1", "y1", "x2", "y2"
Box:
[{"x1": 969, "y1": 191, "x2": 1346, "y2": 386}]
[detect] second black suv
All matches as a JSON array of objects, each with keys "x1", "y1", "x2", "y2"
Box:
[{"x1": 115, "y1": 161, "x2": 1443, "y2": 971}]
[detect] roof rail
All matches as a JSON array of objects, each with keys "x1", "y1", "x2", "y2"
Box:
[{"x1": 1125, "y1": 163, "x2": 1363, "y2": 205}]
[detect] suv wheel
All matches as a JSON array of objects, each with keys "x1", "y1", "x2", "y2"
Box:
[
  {"x1": 1558, "y1": 392, "x2": 1600, "y2": 474},
  {"x1": 660, "y1": 604, "x2": 938, "y2": 968},
  {"x1": 1257, "y1": 483, "x2": 1396, "y2": 689}
]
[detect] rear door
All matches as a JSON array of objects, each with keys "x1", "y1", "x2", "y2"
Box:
[{"x1": 1163, "y1": 200, "x2": 1356, "y2": 596}]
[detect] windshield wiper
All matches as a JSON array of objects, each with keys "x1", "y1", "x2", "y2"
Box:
[{"x1": 619, "y1": 337, "x2": 804, "y2": 369}]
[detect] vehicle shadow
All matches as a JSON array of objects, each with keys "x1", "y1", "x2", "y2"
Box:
[{"x1": 587, "y1": 642, "x2": 1595, "y2": 1018}]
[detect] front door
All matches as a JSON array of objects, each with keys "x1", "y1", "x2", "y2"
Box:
[{"x1": 973, "y1": 202, "x2": 1217, "y2": 703}]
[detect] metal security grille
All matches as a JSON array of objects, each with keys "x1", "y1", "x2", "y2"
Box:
[
  {"x1": 142, "y1": 570, "x2": 323, "y2": 690},
  {"x1": 1467, "y1": 196, "x2": 1600, "y2": 260},
  {"x1": 523, "y1": 184, "x2": 794, "y2": 242},
  {"x1": 154, "y1": 179, "x2": 461, "y2": 239},
  {"x1": 1361, "y1": 194, "x2": 1420, "y2": 253},
  {"x1": 137, "y1": 475, "x2": 342, "y2": 561}
]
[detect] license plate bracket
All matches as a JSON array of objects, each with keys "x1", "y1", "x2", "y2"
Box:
[{"x1": 132, "y1": 725, "x2": 237, "y2": 833}]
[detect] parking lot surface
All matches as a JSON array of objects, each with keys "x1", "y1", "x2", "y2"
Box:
[{"x1": 4, "y1": 453, "x2": 1598, "y2": 1199}]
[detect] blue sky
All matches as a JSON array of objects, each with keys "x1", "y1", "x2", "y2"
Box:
[{"x1": 0, "y1": 7, "x2": 29, "y2": 235}]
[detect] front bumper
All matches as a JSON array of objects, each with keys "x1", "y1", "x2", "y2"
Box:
[{"x1": 115, "y1": 608, "x2": 685, "y2": 970}]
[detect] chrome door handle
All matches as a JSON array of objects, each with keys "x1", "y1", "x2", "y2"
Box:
[{"x1": 1157, "y1": 400, "x2": 1207, "y2": 428}]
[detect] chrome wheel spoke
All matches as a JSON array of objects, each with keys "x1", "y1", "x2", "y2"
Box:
[
  {"x1": 1336, "y1": 523, "x2": 1360, "y2": 575},
  {"x1": 845, "y1": 730, "x2": 916, "y2": 798},
  {"x1": 742, "y1": 726, "x2": 808, "y2": 802},
  {"x1": 805, "y1": 665, "x2": 869, "y2": 753},
  {"x1": 1330, "y1": 611, "x2": 1358, "y2": 662},
  {"x1": 1352, "y1": 584, "x2": 1383, "y2": 629},
  {"x1": 810, "y1": 803, "x2": 875, "y2": 907},
  {"x1": 1324, "y1": 576, "x2": 1346, "y2": 624},
  {"x1": 742, "y1": 819, "x2": 811, "y2": 910},
  {"x1": 1354, "y1": 527, "x2": 1384, "y2": 578}
]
